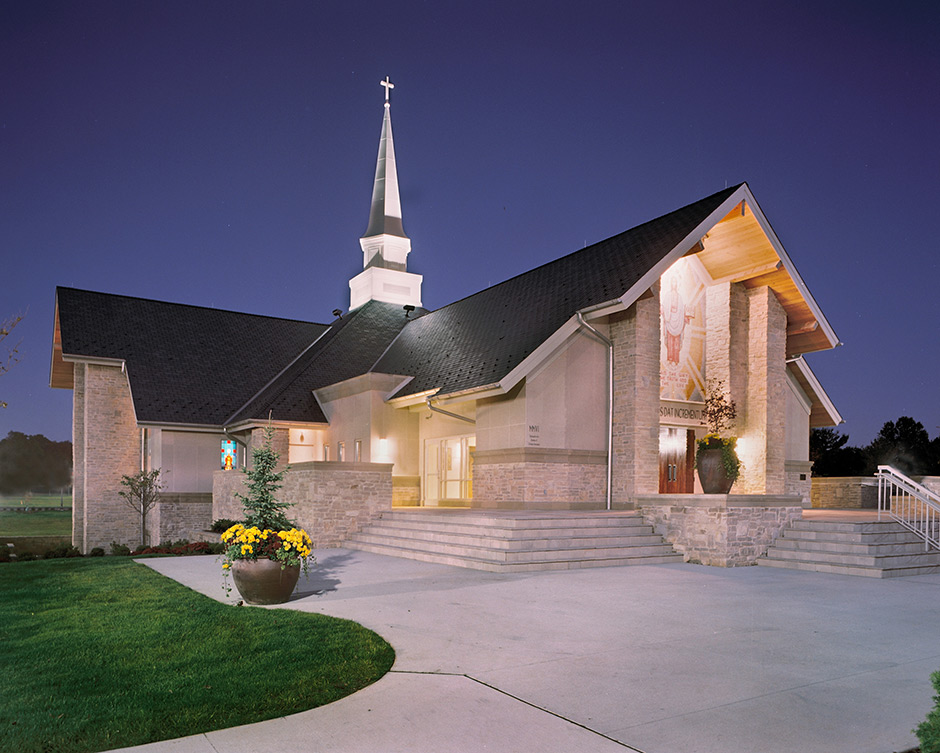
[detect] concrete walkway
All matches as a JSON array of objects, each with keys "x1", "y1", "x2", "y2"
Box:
[{"x1": 118, "y1": 551, "x2": 940, "y2": 753}]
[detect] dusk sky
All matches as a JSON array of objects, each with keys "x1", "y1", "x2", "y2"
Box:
[{"x1": 2, "y1": 1, "x2": 938, "y2": 446}]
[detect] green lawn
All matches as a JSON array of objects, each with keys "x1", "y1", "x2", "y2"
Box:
[
  {"x1": 0, "y1": 558, "x2": 395, "y2": 753},
  {"x1": 0, "y1": 494, "x2": 71, "y2": 508},
  {"x1": 0, "y1": 509, "x2": 72, "y2": 537}
]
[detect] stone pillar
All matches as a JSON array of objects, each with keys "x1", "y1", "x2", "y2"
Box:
[
  {"x1": 705, "y1": 282, "x2": 749, "y2": 428},
  {"x1": 248, "y1": 427, "x2": 290, "y2": 467},
  {"x1": 72, "y1": 363, "x2": 86, "y2": 549},
  {"x1": 81, "y1": 364, "x2": 141, "y2": 551},
  {"x1": 610, "y1": 286, "x2": 661, "y2": 505},
  {"x1": 740, "y1": 286, "x2": 787, "y2": 494}
]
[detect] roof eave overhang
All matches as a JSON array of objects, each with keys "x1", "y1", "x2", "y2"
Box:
[
  {"x1": 738, "y1": 185, "x2": 840, "y2": 353},
  {"x1": 787, "y1": 356, "x2": 843, "y2": 427},
  {"x1": 385, "y1": 184, "x2": 842, "y2": 408},
  {"x1": 221, "y1": 418, "x2": 331, "y2": 434}
]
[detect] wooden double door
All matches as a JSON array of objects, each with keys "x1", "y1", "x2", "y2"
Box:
[{"x1": 659, "y1": 427, "x2": 696, "y2": 493}]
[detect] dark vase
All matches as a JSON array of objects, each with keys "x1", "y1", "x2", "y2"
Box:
[
  {"x1": 697, "y1": 447, "x2": 735, "y2": 494},
  {"x1": 232, "y1": 558, "x2": 301, "y2": 605}
]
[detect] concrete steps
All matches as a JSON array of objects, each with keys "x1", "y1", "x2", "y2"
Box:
[
  {"x1": 758, "y1": 518, "x2": 940, "y2": 578},
  {"x1": 346, "y1": 509, "x2": 683, "y2": 572}
]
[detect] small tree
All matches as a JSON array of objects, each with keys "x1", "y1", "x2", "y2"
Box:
[
  {"x1": 697, "y1": 380, "x2": 741, "y2": 482},
  {"x1": 702, "y1": 379, "x2": 737, "y2": 436},
  {"x1": 119, "y1": 469, "x2": 163, "y2": 547},
  {"x1": 0, "y1": 313, "x2": 24, "y2": 408},
  {"x1": 236, "y1": 428, "x2": 293, "y2": 531}
]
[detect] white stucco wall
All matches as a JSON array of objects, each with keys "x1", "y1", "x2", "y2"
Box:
[
  {"x1": 315, "y1": 373, "x2": 420, "y2": 476},
  {"x1": 476, "y1": 328, "x2": 607, "y2": 454},
  {"x1": 785, "y1": 370, "x2": 811, "y2": 462}
]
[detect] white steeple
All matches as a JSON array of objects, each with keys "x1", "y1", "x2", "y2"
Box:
[{"x1": 349, "y1": 77, "x2": 423, "y2": 310}]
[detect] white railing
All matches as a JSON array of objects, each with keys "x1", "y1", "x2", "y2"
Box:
[{"x1": 877, "y1": 465, "x2": 940, "y2": 551}]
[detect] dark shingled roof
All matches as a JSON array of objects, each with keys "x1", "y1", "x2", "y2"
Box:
[
  {"x1": 226, "y1": 300, "x2": 421, "y2": 424},
  {"x1": 54, "y1": 186, "x2": 740, "y2": 426},
  {"x1": 375, "y1": 185, "x2": 739, "y2": 398},
  {"x1": 55, "y1": 287, "x2": 329, "y2": 425}
]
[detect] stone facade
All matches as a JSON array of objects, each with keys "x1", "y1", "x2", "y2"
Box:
[
  {"x1": 785, "y1": 460, "x2": 813, "y2": 508},
  {"x1": 742, "y1": 287, "x2": 787, "y2": 494},
  {"x1": 248, "y1": 426, "x2": 289, "y2": 467},
  {"x1": 637, "y1": 494, "x2": 802, "y2": 566},
  {"x1": 610, "y1": 289, "x2": 661, "y2": 504},
  {"x1": 810, "y1": 477, "x2": 878, "y2": 509},
  {"x1": 213, "y1": 461, "x2": 392, "y2": 547},
  {"x1": 150, "y1": 493, "x2": 214, "y2": 543},
  {"x1": 72, "y1": 363, "x2": 85, "y2": 548},
  {"x1": 392, "y1": 475, "x2": 421, "y2": 506},
  {"x1": 472, "y1": 449, "x2": 606, "y2": 509},
  {"x1": 704, "y1": 283, "x2": 788, "y2": 495},
  {"x1": 705, "y1": 282, "x2": 749, "y2": 417},
  {"x1": 75, "y1": 364, "x2": 142, "y2": 552}
]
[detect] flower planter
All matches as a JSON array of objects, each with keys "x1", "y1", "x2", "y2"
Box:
[
  {"x1": 232, "y1": 558, "x2": 301, "y2": 605},
  {"x1": 697, "y1": 447, "x2": 735, "y2": 494}
]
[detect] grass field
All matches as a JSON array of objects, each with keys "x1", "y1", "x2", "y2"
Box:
[
  {"x1": 0, "y1": 557, "x2": 395, "y2": 753},
  {"x1": 0, "y1": 509, "x2": 72, "y2": 537},
  {"x1": 0, "y1": 494, "x2": 71, "y2": 508}
]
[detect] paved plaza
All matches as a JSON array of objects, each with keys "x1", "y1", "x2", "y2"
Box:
[{"x1": 118, "y1": 550, "x2": 939, "y2": 753}]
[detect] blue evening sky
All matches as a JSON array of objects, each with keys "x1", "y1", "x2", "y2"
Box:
[{"x1": 1, "y1": 0, "x2": 938, "y2": 445}]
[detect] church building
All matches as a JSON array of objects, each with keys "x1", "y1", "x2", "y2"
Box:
[{"x1": 51, "y1": 80, "x2": 841, "y2": 563}]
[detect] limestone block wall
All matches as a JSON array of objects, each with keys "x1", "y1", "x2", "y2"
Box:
[
  {"x1": 248, "y1": 427, "x2": 290, "y2": 467},
  {"x1": 917, "y1": 477, "x2": 940, "y2": 497},
  {"x1": 392, "y1": 476, "x2": 420, "y2": 506},
  {"x1": 637, "y1": 495, "x2": 802, "y2": 566},
  {"x1": 213, "y1": 461, "x2": 392, "y2": 547},
  {"x1": 705, "y1": 282, "x2": 748, "y2": 415},
  {"x1": 473, "y1": 449, "x2": 606, "y2": 509},
  {"x1": 742, "y1": 287, "x2": 787, "y2": 494},
  {"x1": 810, "y1": 477, "x2": 878, "y2": 509},
  {"x1": 610, "y1": 289, "x2": 660, "y2": 504},
  {"x1": 785, "y1": 461, "x2": 813, "y2": 508},
  {"x1": 72, "y1": 364, "x2": 86, "y2": 548},
  {"x1": 151, "y1": 493, "x2": 213, "y2": 543},
  {"x1": 78, "y1": 364, "x2": 142, "y2": 552}
]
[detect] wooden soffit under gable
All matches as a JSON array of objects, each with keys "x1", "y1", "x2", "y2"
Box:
[
  {"x1": 49, "y1": 302, "x2": 74, "y2": 389},
  {"x1": 687, "y1": 197, "x2": 838, "y2": 357}
]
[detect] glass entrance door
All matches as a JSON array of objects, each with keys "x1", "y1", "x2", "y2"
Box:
[{"x1": 424, "y1": 435, "x2": 475, "y2": 505}]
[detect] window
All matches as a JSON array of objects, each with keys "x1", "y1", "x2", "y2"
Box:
[
  {"x1": 354, "y1": 439, "x2": 362, "y2": 462},
  {"x1": 323, "y1": 445, "x2": 330, "y2": 461},
  {"x1": 338, "y1": 442, "x2": 345, "y2": 462}
]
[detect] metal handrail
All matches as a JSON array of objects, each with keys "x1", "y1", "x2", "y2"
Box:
[{"x1": 876, "y1": 465, "x2": 940, "y2": 551}]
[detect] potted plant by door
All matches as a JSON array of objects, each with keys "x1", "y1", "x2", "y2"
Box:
[
  {"x1": 220, "y1": 428, "x2": 314, "y2": 604},
  {"x1": 695, "y1": 381, "x2": 742, "y2": 494}
]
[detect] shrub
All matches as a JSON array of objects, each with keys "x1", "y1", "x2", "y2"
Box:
[
  {"x1": 43, "y1": 544, "x2": 82, "y2": 559},
  {"x1": 133, "y1": 541, "x2": 221, "y2": 557},
  {"x1": 0, "y1": 548, "x2": 11, "y2": 563},
  {"x1": 89, "y1": 547, "x2": 105, "y2": 557},
  {"x1": 210, "y1": 518, "x2": 240, "y2": 533},
  {"x1": 17, "y1": 552, "x2": 37, "y2": 562},
  {"x1": 110, "y1": 541, "x2": 131, "y2": 556},
  {"x1": 916, "y1": 670, "x2": 940, "y2": 752}
]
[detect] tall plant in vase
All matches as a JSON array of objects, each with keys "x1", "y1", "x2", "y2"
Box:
[
  {"x1": 695, "y1": 380, "x2": 742, "y2": 493},
  {"x1": 220, "y1": 427, "x2": 314, "y2": 604}
]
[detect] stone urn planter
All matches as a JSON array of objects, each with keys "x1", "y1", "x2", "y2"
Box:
[
  {"x1": 696, "y1": 447, "x2": 735, "y2": 494},
  {"x1": 232, "y1": 558, "x2": 301, "y2": 605}
]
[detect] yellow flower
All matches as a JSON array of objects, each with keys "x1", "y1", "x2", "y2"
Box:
[{"x1": 222, "y1": 562, "x2": 230, "y2": 569}]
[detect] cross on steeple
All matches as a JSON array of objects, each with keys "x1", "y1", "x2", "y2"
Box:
[{"x1": 380, "y1": 76, "x2": 394, "y2": 102}]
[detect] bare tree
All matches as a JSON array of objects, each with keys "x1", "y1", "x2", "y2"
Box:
[
  {"x1": 118, "y1": 469, "x2": 163, "y2": 547},
  {"x1": 0, "y1": 314, "x2": 24, "y2": 408}
]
